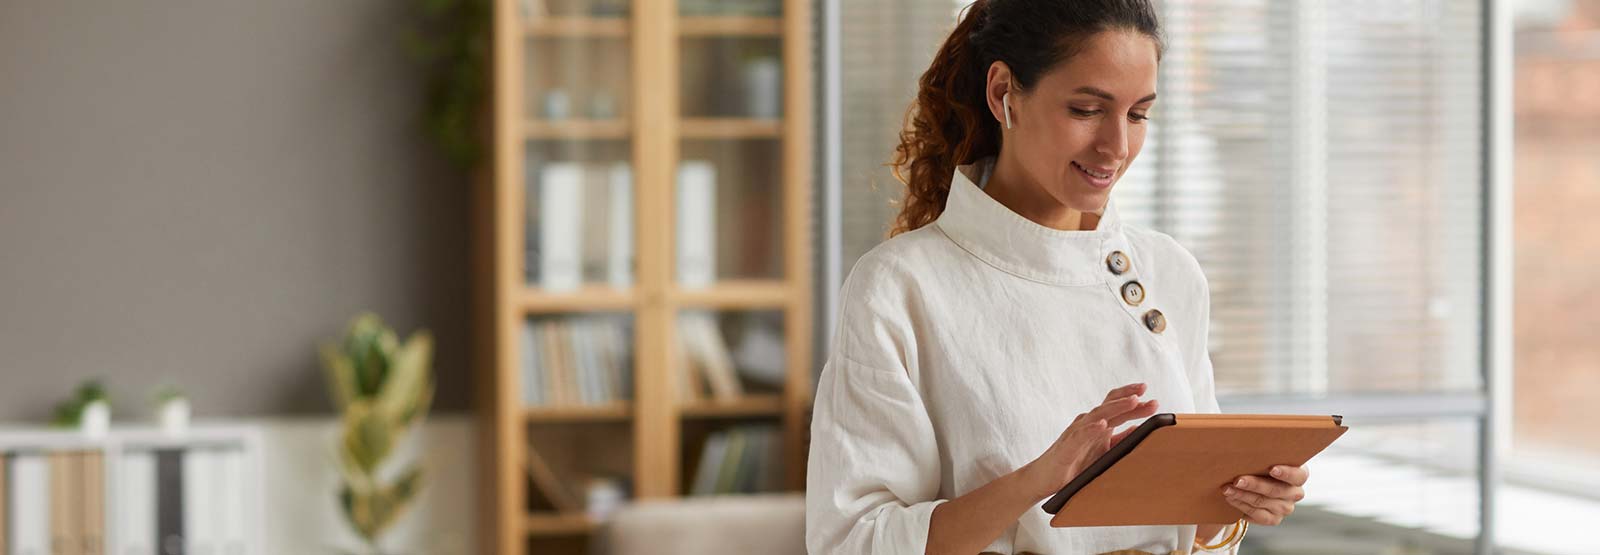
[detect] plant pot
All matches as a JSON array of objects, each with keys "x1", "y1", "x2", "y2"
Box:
[
  {"x1": 80, "y1": 399, "x2": 110, "y2": 438},
  {"x1": 159, "y1": 398, "x2": 190, "y2": 435}
]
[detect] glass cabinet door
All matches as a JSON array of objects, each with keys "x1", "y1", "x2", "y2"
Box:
[
  {"x1": 522, "y1": 0, "x2": 635, "y2": 293},
  {"x1": 675, "y1": 0, "x2": 786, "y2": 288}
]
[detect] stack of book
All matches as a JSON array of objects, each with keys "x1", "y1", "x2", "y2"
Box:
[
  {"x1": 675, "y1": 311, "x2": 742, "y2": 402},
  {"x1": 2, "y1": 450, "x2": 106, "y2": 555},
  {"x1": 1, "y1": 446, "x2": 250, "y2": 555},
  {"x1": 527, "y1": 161, "x2": 634, "y2": 290},
  {"x1": 521, "y1": 316, "x2": 635, "y2": 407},
  {"x1": 687, "y1": 425, "x2": 782, "y2": 496}
]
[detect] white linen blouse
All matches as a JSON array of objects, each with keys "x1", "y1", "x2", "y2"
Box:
[{"x1": 805, "y1": 157, "x2": 1235, "y2": 555}]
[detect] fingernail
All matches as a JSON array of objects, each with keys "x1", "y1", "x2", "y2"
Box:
[
  {"x1": 1271, "y1": 466, "x2": 1284, "y2": 477},
  {"x1": 1223, "y1": 487, "x2": 1235, "y2": 496},
  {"x1": 1235, "y1": 478, "x2": 1247, "y2": 488}
]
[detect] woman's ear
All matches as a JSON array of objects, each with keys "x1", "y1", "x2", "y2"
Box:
[{"x1": 986, "y1": 61, "x2": 1015, "y2": 131}]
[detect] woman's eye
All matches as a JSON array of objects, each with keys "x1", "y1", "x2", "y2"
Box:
[
  {"x1": 1070, "y1": 108, "x2": 1100, "y2": 117},
  {"x1": 1130, "y1": 113, "x2": 1151, "y2": 123}
]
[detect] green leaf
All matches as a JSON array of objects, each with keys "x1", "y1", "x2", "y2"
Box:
[
  {"x1": 377, "y1": 331, "x2": 434, "y2": 428},
  {"x1": 321, "y1": 344, "x2": 361, "y2": 410},
  {"x1": 341, "y1": 402, "x2": 393, "y2": 476}
]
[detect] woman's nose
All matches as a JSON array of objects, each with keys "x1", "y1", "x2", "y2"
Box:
[{"x1": 1095, "y1": 119, "x2": 1130, "y2": 162}]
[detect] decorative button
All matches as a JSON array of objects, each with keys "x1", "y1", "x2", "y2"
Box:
[
  {"x1": 1120, "y1": 280, "x2": 1145, "y2": 306},
  {"x1": 1106, "y1": 251, "x2": 1131, "y2": 275},
  {"x1": 1143, "y1": 309, "x2": 1166, "y2": 333}
]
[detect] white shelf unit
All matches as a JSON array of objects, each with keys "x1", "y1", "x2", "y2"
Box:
[{"x1": 0, "y1": 424, "x2": 264, "y2": 555}]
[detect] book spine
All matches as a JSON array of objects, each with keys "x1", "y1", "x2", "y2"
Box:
[
  {"x1": 607, "y1": 163, "x2": 634, "y2": 288},
  {"x1": 528, "y1": 319, "x2": 553, "y2": 406},
  {"x1": 49, "y1": 451, "x2": 80, "y2": 555},
  {"x1": 675, "y1": 161, "x2": 717, "y2": 287},
  {"x1": 154, "y1": 450, "x2": 183, "y2": 555},
  {"x1": 118, "y1": 451, "x2": 157, "y2": 555},
  {"x1": 182, "y1": 450, "x2": 214, "y2": 555},
  {"x1": 81, "y1": 452, "x2": 103, "y2": 555},
  {"x1": 538, "y1": 162, "x2": 585, "y2": 291},
  {"x1": 10, "y1": 453, "x2": 50, "y2": 555}
]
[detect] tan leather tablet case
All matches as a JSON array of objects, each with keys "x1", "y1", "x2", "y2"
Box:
[{"x1": 1049, "y1": 414, "x2": 1348, "y2": 527}]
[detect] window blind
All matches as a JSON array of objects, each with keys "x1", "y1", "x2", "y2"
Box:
[{"x1": 834, "y1": 0, "x2": 1486, "y2": 396}]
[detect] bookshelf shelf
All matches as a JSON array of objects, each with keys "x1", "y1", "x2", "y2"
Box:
[
  {"x1": 679, "y1": 17, "x2": 783, "y2": 37},
  {"x1": 525, "y1": 402, "x2": 633, "y2": 423},
  {"x1": 671, "y1": 280, "x2": 790, "y2": 309},
  {"x1": 482, "y1": 1, "x2": 812, "y2": 553},
  {"x1": 681, "y1": 117, "x2": 782, "y2": 140},
  {"x1": 525, "y1": 119, "x2": 630, "y2": 141},
  {"x1": 521, "y1": 286, "x2": 636, "y2": 313},
  {"x1": 525, "y1": 512, "x2": 597, "y2": 536},
  {"x1": 525, "y1": 17, "x2": 627, "y2": 38},
  {"x1": 680, "y1": 394, "x2": 784, "y2": 419}
]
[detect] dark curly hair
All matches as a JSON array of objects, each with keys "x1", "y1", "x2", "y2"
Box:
[{"x1": 887, "y1": 0, "x2": 1165, "y2": 236}]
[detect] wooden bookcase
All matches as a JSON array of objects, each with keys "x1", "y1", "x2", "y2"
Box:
[{"x1": 474, "y1": 0, "x2": 812, "y2": 553}]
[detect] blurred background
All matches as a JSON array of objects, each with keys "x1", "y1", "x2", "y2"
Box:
[{"x1": 0, "y1": 0, "x2": 1594, "y2": 554}]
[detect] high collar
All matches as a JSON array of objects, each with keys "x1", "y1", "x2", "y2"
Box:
[{"x1": 933, "y1": 157, "x2": 1128, "y2": 286}]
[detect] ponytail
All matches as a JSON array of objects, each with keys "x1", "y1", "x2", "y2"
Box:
[{"x1": 887, "y1": 0, "x2": 997, "y2": 237}]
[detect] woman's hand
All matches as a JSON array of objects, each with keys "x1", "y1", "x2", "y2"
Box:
[
  {"x1": 1222, "y1": 465, "x2": 1310, "y2": 526},
  {"x1": 1019, "y1": 382, "x2": 1161, "y2": 500}
]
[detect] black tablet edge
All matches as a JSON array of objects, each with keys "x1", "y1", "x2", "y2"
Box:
[{"x1": 1040, "y1": 413, "x2": 1176, "y2": 515}]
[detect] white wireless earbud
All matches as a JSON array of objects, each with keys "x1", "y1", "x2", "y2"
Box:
[{"x1": 1003, "y1": 92, "x2": 1014, "y2": 129}]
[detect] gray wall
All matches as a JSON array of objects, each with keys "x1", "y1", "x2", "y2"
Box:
[{"x1": 0, "y1": 1, "x2": 471, "y2": 419}]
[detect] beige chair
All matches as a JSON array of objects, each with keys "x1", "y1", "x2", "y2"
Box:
[{"x1": 595, "y1": 493, "x2": 806, "y2": 555}]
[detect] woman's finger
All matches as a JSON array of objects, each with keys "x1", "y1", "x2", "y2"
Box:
[
  {"x1": 1224, "y1": 496, "x2": 1284, "y2": 526},
  {"x1": 1102, "y1": 382, "x2": 1147, "y2": 403},
  {"x1": 1231, "y1": 475, "x2": 1304, "y2": 503},
  {"x1": 1223, "y1": 485, "x2": 1296, "y2": 517},
  {"x1": 1103, "y1": 399, "x2": 1159, "y2": 430},
  {"x1": 1269, "y1": 465, "x2": 1311, "y2": 487}
]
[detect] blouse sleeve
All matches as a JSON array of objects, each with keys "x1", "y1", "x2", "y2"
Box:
[
  {"x1": 805, "y1": 355, "x2": 947, "y2": 554},
  {"x1": 805, "y1": 253, "x2": 947, "y2": 554}
]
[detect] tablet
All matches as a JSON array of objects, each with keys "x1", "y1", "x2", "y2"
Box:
[{"x1": 1041, "y1": 413, "x2": 1347, "y2": 527}]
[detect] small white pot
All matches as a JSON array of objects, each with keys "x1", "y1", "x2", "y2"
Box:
[
  {"x1": 80, "y1": 399, "x2": 110, "y2": 438},
  {"x1": 159, "y1": 398, "x2": 190, "y2": 435}
]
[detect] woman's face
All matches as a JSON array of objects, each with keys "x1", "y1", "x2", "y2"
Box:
[{"x1": 990, "y1": 30, "x2": 1159, "y2": 214}]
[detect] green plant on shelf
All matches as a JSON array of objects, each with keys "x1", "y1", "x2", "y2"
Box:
[
  {"x1": 320, "y1": 313, "x2": 435, "y2": 555},
  {"x1": 51, "y1": 379, "x2": 109, "y2": 428}
]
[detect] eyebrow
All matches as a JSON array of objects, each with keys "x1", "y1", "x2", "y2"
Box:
[{"x1": 1073, "y1": 86, "x2": 1157, "y2": 104}]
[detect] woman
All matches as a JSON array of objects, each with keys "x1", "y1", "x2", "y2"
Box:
[{"x1": 805, "y1": 1, "x2": 1310, "y2": 554}]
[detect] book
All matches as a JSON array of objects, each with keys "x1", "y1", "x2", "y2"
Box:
[
  {"x1": 713, "y1": 430, "x2": 746, "y2": 495},
  {"x1": 524, "y1": 443, "x2": 579, "y2": 512},
  {"x1": 215, "y1": 449, "x2": 247, "y2": 555},
  {"x1": 49, "y1": 451, "x2": 80, "y2": 555},
  {"x1": 675, "y1": 161, "x2": 717, "y2": 288},
  {"x1": 676, "y1": 312, "x2": 742, "y2": 401},
  {"x1": 528, "y1": 321, "x2": 553, "y2": 409},
  {"x1": 118, "y1": 451, "x2": 158, "y2": 555},
  {"x1": 183, "y1": 449, "x2": 216, "y2": 555},
  {"x1": 606, "y1": 163, "x2": 634, "y2": 288},
  {"x1": 538, "y1": 162, "x2": 585, "y2": 291},
  {"x1": 689, "y1": 433, "x2": 730, "y2": 496},
  {"x1": 82, "y1": 451, "x2": 104, "y2": 555},
  {"x1": 10, "y1": 453, "x2": 50, "y2": 555},
  {"x1": 155, "y1": 449, "x2": 184, "y2": 555}
]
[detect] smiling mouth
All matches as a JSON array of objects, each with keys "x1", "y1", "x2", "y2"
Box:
[{"x1": 1072, "y1": 161, "x2": 1113, "y2": 179}]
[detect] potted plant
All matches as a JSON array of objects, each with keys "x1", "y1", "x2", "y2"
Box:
[
  {"x1": 320, "y1": 313, "x2": 435, "y2": 555},
  {"x1": 52, "y1": 379, "x2": 111, "y2": 438},
  {"x1": 153, "y1": 385, "x2": 190, "y2": 435}
]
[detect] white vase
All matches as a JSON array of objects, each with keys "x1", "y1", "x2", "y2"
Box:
[
  {"x1": 80, "y1": 400, "x2": 110, "y2": 439},
  {"x1": 159, "y1": 398, "x2": 190, "y2": 435}
]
